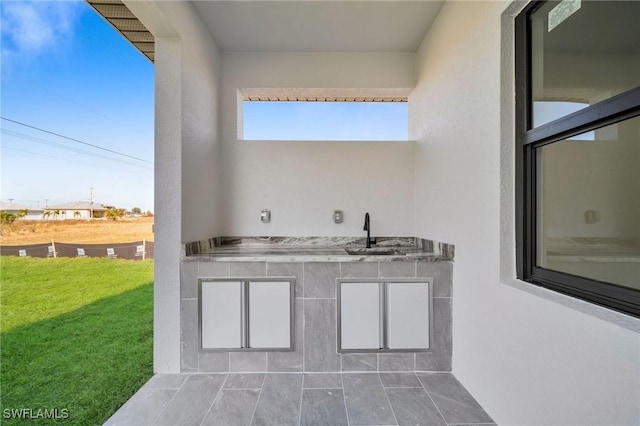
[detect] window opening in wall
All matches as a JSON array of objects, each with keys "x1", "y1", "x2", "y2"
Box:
[
  {"x1": 515, "y1": 0, "x2": 640, "y2": 317},
  {"x1": 242, "y1": 100, "x2": 408, "y2": 141}
]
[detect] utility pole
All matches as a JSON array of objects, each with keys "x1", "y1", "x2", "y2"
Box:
[{"x1": 90, "y1": 187, "x2": 94, "y2": 219}]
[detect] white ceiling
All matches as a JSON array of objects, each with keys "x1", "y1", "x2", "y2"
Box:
[{"x1": 191, "y1": 1, "x2": 445, "y2": 53}]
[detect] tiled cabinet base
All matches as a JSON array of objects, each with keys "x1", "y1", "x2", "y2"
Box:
[{"x1": 180, "y1": 260, "x2": 452, "y2": 373}]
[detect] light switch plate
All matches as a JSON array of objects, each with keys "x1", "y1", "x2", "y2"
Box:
[{"x1": 333, "y1": 210, "x2": 343, "y2": 224}]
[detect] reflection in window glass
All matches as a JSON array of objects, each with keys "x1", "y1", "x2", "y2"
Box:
[
  {"x1": 530, "y1": 1, "x2": 640, "y2": 129},
  {"x1": 536, "y1": 116, "x2": 640, "y2": 290},
  {"x1": 533, "y1": 101, "x2": 594, "y2": 140}
]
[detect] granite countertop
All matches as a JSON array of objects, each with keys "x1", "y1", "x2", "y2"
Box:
[{"x1": 183, "y1": 236, "x2": 454, "y2": 262}]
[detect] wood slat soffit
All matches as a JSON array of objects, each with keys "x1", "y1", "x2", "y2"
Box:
[{"x1": 86, "y1": 0, "x2": 154, "y2": 63}]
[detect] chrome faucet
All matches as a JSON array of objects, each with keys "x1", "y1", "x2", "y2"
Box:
[{"x1": 363, "y1": 212, "x2": 376, "y2": 248}]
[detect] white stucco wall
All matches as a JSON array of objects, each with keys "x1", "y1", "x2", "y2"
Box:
[
  {"x1": 125, "y1": 0, "x2": 222, "y2": 372},
  {"x1": 410, "y1": 1, "x2": 640, "y2": 425},
  {"x1": 129, "y1": 0, "x2": 222, "y2": 244},
  {"x1": 175, "y1": 8, "x2": 222, "y2": 244},
  {"x1": 24, "y1": 212, "x2": 44, "y2": 221},
  {"x1": 152, "y1": 35, "x2": 182, "y2": 374},
  {"x1": 219, "y1": 53, "x2": 416, "y2": 237}
]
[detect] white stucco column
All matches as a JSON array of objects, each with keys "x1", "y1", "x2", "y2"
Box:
[{"x1": 153, "y1": 36, "x2": 182, "y2": 373}]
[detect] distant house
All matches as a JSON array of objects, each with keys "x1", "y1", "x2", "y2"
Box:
[
  {"x1": 45, "y1": 201, "x2": 109, "y2": 220},
  {"x1": 0, "y1": 201, "x2": 44, "y2": 221}
]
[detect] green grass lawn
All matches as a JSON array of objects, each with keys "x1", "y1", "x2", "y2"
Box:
[{"x1": 0, "y1": 257, "x2": 154, "y2": 425}]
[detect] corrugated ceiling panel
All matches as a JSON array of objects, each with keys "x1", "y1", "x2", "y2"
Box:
[
  {"x1": 133, "y1": 42, "x2": 154, "y2": 53},
  {"x1": 92, "y1": 4, "x2": 135, "y2": 19},
  {"x1": 244, "y1": 96, "x2": 407, "y2": 102},
  {"x1": 86, "y1": 0, "x2": 154, "y2": 63},
  {"x1": 122, "y1": 31, "x2": 154, "y2": 43},
  {"x1": 107, "y1": 18, "x2": 148, "y2": 32}
]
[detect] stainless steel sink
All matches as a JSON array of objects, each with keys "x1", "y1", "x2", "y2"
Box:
[{"x1": 344, "y1": 248, "x2": 402, "y2": 256}]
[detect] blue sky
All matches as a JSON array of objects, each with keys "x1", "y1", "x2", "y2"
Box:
[
  {"x1": 0, "y1": 1, "x2": 408, "y2": 211},
  {"x1": 1, "y1": 0, "x2": 154, "y2": 211},
  {"x1": 244, "y1": 101, "x2": 408, "y2": 141}
]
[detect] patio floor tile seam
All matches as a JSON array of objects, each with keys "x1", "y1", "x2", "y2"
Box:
[
  {"x1": 302, "y1": 386, "x2": 343, "y2": 389},
  {"x1": 150, "y1": 377, "x2": 190, "y2": 424},
  {"x1": 223, "y1": 387, "x2": 263, "y2": 390},
  {"x1": 296, "y1": 375, "x2": 304, "y2": 426},
  {"x1": 382, "y1": 386, "x2": 425, "y2": 389},
  {"x1": 417, "y1": 373, "x2": 449, "y2": 426},
  {"x1": 247, "y1": 372, "x2": 268, "y2": 425},
  {"x1": 445, "y1": 423, "x2": 497, "y2": 425},
  {"x1": 339, "y1": 371, "x2": 351, "y2": 426},
  {"x1": 198, "y1": 373, "x2": 230, "y2": 426},
  {"x1": 378, "y1": 374, "x2": 400, "y2": 426}
]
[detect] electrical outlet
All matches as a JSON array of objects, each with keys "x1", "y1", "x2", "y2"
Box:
[
  {"x1": 261, "y1": 209, "x2": 271, "y2": 223},
  {"x1": 584, "y1": 209, "x2": 600, "y2": 224}
]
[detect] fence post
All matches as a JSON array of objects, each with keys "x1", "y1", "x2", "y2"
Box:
[
  {"x1": 51, "y1": 240, "x2": 57, "y2": 258},
  {"x1": 142, "y1": 239, "x2": 146, "y2": 261}
]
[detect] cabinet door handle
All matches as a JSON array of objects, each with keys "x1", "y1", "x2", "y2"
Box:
[
  {"x1": 245, "y1": 281, "x2": 251, "y2": 348},
  {"x1": 241, "y1": 281, "x2": 250, "y2": 348},
  {"x1": 379, "y1": 282, "x2": 388, "y2": 349}
]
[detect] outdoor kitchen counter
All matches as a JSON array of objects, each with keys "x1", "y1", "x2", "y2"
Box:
[{"x1": 182, "y1": 236, "x2": 454, "y2": 262}]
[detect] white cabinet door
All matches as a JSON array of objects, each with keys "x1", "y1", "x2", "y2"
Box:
[
  {"x1": 340, "y1": 282, "x2": 381, "y2": 350},
  {"x1": 248, "y1": 281, "x2": 291, "y2": 349},
  {"x1": 387, "y1": 282, "x2": 430, "y2": 350},
  {"x1": 201, "y1": 281, "x2": 242, "y2": 349}
]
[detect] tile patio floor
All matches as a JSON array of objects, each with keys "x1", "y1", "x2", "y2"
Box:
[{"x1": 105, "y1": 372, "x2": 495, "y2": 425}]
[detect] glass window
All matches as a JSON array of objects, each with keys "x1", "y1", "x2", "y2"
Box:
[
  {"x1": 515, "y1": 0, "x2": 640, "y2": 316},
  {"x1": 536, "y1": 117, "x2": 640, "y2": 290},
  {"x1": 529, "y1": 1, "x2": 640, "y2": 128}
]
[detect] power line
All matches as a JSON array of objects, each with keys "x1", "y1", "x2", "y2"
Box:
[
  {"x1": 1, "y1": 146, "x2": 153, "y2": 176},
  {"x1": 1, "y1": 128, "x2": 152, "y2": 170},
  {"x1": 0, "y1": 117, "x2": 152, "y2": 164}
]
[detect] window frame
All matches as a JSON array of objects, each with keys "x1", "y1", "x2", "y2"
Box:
[{"x1": 514, "y1": 0, "x2": 640, "y2": 318}]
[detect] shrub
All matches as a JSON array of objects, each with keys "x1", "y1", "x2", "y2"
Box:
[
  {"x1": 106, "y1": 208, "x2": 125, "y2": 221},
  {"x1": 1, "y1": 211, "x2": 17, "y2": 224}
]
